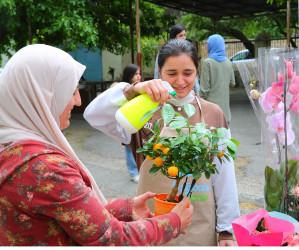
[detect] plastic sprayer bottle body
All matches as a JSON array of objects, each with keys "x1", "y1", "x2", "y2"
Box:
[{"x1": 115, "y1": 81, "x2": 176, "y2": 134}]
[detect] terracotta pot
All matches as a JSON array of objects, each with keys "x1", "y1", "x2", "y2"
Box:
[{"x1": 154, "y1": 193, "x2": 179, "y2": 216}]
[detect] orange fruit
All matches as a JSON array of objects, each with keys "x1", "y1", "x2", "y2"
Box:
[
  {"x1": 153, "y1": 143, "x2": 164, "y2": 152},
  {"x1": 163, "y1": 147, "x2": 170, "y2": 155},
  {"x1": 146, "y1": 155, "x2": 153, "y2": 160},
  {"x1": 217, "y1": 151, "x2": 224, "y2": 157},
  {"x1": 210, "y1": 163, "x2": 215, "y2": 169},
  {"x1": 154, "y1": 157, "x2": 164, "y2": 166},
  {"x1": 168, "y1": 166, "x2": 178, "y2": 177}
]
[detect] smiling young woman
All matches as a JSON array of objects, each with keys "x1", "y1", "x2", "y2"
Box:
[{"x1": 84, "y1": 39, "x2": 240, "y2": 247}]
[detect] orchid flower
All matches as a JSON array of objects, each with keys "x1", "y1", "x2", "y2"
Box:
[
  {"x1": 260, "y1": 84, "x2": 283, "y2": 113},
  {"x1": 268, "y1": 111, "x2": 295, "y2": 145},
  {"x1": 289, "y1": 75, "x2": 299, "y2": 114},
  {"x1": 284, "y1": 59, "x2": 295, "y2": 79}
]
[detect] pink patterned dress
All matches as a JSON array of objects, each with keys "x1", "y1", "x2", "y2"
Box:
[{"x1": 0, "y1": 140, "x2": 181, "y2": 246}]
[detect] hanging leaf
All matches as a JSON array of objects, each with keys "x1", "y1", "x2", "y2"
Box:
[
  {"x1": 171, "y1": 136, "x2": 186, "y2": 147},
  {"x1": 224, "y1": 139, "x2": 238, "y2": 152},
  {"x1": 217, "y1": 127, "x2": 227, "y2": 138},
  {"x1": 169, "y1": 120, "x2": 187, "y2": 129},
  {"x1": 264, "y1": 166, "x2": 283, "y2": 210},
  {"x1": 184, "y1": 103, "x2": 196, "y2": 118},
  {"x1": 140, "y1": 107, "x2": 161, "y2": 122},
  {"x1": 149, "y1": 166, "x2": 160, "y2": 175},
  {"x1": 161, "y1": 104, "x2": 175, "y2": 124},
  {"x1": 154, "y1": 118, "x2": 162, "y2": 134}
]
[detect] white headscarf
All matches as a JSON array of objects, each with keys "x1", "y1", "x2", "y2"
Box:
[{"x1": 0, "y1": 44, "x2": 107, "y2": 205}]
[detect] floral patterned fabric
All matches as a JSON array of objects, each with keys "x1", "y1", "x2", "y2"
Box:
[{"x1": 0, "y1": 140, "x2": 181, "y2": 246}]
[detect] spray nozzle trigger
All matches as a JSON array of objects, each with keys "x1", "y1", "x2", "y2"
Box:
[{"x1": 162, "y1": 81, "x2": 177, "y2": 97}]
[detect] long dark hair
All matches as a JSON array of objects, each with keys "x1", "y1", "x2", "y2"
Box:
[
  {"x1": 122, "y1": 64, "x2": 139, "y2": 83},
  {"x1": 169, "y1": 24, "x2": 186, "y2": 39},
  {"x1": 158, "y1": 39, "x2": 198, "y2": 71}
]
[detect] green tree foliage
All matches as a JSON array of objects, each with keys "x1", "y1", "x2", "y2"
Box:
[
  {"x1": 0, "y1": 0, "x2": 98, "y2": 56},
  {"x1": 267, "y1": 0, "x2": 298, "y2": 6},
  {"x1": 0, "y1": 0, "x2": 176, "y2": 59},
  {"x1": 181, "y1": 5, "x2": 298, "y2": 57}
]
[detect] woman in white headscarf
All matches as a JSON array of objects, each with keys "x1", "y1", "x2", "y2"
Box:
[{"x1": 0, "y1": 44, "x2": 192, "y2": 246}]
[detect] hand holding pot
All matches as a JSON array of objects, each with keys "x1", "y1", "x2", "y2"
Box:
[
  {"x1": 171, "y1": 197, "x2": 193, "y2": 234},
  {"x1": 132, "y1": 192, "x2": 156, "y2": 220}
]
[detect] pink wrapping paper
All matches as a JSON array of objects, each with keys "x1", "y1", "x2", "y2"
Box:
[{"x1": 232, "y1": 209, "x2": 295, "y2": 246}]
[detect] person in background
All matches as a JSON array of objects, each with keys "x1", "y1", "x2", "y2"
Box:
[
  {"x1": 120, "y1": 64, "x2": 141, "y2": 183},
  {"x1": 0, "y1": 44, "x2": 193, "y2": 246},
  {"x1": 154, "y1": 24, "x2": 200, "y2": 94},
  {"x1": 199, "y1": 34, "x2": 236, "y2": 123},
  {"x1": 84, "y1": 39, "x2": 239, "y2": 246}
]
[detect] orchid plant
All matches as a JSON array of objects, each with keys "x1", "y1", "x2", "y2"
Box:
[{"x1": 239, "y1": 48, "x2": 299, "y2": 221}]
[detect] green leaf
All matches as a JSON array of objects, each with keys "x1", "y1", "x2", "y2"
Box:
[
  {"x1": 149, "y1": 166, "x2": 160, "y2": 175},
  {"x1": 161, "y1": 104, "x2": 175, "y2": 124},
  {"x1": 136, "y1": 148, "x2": 147, "y2": 153},
  {"x1": 204, "y1": 171, "x2": 211, "y2": 179},
  {"x1": 171, "y1": 136, "x2": 186, "y2": 147},
  {"x1": 256, "y1": 218, "x2": 267, "y2": 232},
  {"x1": 227, "y1": 147, "x2": 237, "y2": 160},
  {"x1": 223, "y1": 139, "x2": 238, "y2": 152},
  {"x1": 192, "y1": 170, "x2": 202, "y2": 180},
  {"x1": 140, "y1": 107, "x2": 160, "y2": 122},
  {"x1": 154, "y1": 118, "x2": 162, "y2": 134},
  {"x1": 174, "y1": 112, "x2": 183, "y2": 117},
  {"x1": 184, "y1": 103, "x2": 196, "y2": 118},
  {"x1": 169, "y1": 120, "x2": 187, "y2": 129},
  {"x1": 264, "y1": 166, "x2": 283, "y2": 209},
  {"x1": 230, "y1": 138, "x2": 240, "y2": 147},
  {"x1": 217, "y1": 127, "x2": 227, "y2": 138},
  {"x1": 287, "y1": 160, "x2": 299, "y2": 187}
]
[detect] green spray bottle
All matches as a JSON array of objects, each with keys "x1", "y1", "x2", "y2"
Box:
[{"x1": 115, "y1": 81, "x2": 176, "y2": 134}]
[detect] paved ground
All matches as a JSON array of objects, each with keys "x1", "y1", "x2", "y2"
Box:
[{"x1": 64, "y1": 86, "x2": 264, "y2": 217}]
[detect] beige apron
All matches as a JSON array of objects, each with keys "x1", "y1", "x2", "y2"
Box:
[{"x1": 136, "y1": 97, "x2": 217, "y2": 246}]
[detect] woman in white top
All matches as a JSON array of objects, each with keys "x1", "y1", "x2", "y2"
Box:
[{"x1": 84, "y1": 39, "x2": 239, "y2": 246}]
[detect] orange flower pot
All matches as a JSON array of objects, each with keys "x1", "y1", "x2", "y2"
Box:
[{"x1": 154, "y1": 193, "x2": 179, "y2": 216}]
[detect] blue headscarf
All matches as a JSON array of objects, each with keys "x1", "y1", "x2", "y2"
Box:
[{"x1": 207, "y1": 34, "x2": 227, "y2": 62}]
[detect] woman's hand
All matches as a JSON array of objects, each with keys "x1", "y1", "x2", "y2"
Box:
[
  {"x1": 218, "y1": 240, "x2": 235, "y2": 246},
  {"x1": 132, "y1": 192, "x2": 156, "y2": 221},
  {"x1": 133, "y1": 79, "x2": 170, "y2": 104},
  {"x1": 171, "y1": 197, "x2": 193, "y2": 234}
]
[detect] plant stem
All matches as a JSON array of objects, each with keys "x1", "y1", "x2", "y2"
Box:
[
  {"x1": 283, "y1": 62, "x2": 289, "y2": 215},
  {"x1": 168, "y1": 177, "x2": 180, "y2": 202}
]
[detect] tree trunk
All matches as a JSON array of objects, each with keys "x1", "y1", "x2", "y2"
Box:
[
  {"x1": 27, "y1": 11, "x2": 32, "y2": 45},
  {"x1": 217, "y1": 24, "x2": 255, "y2": 57},
  {"x1": 168, "y1": 178, "x2": 180, "y2": 202}
]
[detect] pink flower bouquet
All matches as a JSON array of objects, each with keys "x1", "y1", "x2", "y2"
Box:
[
  {"x1": 232, "y1": 209, "x2": 295, "y2": 246},
  {"x1": 236, "y1": 48, "x2": 299, "y2": 220}
]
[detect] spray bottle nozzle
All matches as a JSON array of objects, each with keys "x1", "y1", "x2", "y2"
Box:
[{"x1": 162, "y1": 81, "x2": 177, "y2": 97}]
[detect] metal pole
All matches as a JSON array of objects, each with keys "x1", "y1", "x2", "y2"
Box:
[
  {"x1": 135, "y1": 0, "x2": 142, "y2": 77},
  {"x1": 129, "y1": 0, "x2": 134, "y2": 63},
  {"x1": 287, "y1": 0, "x2": 291, "y2": 48}
]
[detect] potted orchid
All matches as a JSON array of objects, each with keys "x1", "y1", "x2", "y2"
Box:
[
  {"x1": 136, "y1": 100, "x2": 239, "y2": 213},
  {"x1": 236, "y1": 48, "x2": 299, "y2": 221}
]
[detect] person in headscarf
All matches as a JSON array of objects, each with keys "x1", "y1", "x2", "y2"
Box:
[
  {"x1": 0, "y1": 44, "x2": 192, "y2": 246},
  {"x1": 199, "y1": 34, "x2": 236, "y2": 123}
]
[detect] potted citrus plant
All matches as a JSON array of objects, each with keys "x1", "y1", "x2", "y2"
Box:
[{"x1": 136, "y1": 100, "x2": 239, "y2": 213}]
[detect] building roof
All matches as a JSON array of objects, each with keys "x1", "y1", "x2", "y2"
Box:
[{"x1": 144, "y1": 0, "x2": 297, "y2": 19}]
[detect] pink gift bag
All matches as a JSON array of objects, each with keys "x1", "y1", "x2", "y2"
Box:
[{"x1": 232, "y1": 209, "x2": 295, "y2": 246}]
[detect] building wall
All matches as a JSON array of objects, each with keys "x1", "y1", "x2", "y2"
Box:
[{"x1": 102, "y1": 51, "x2": 154, "y2": 82}]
